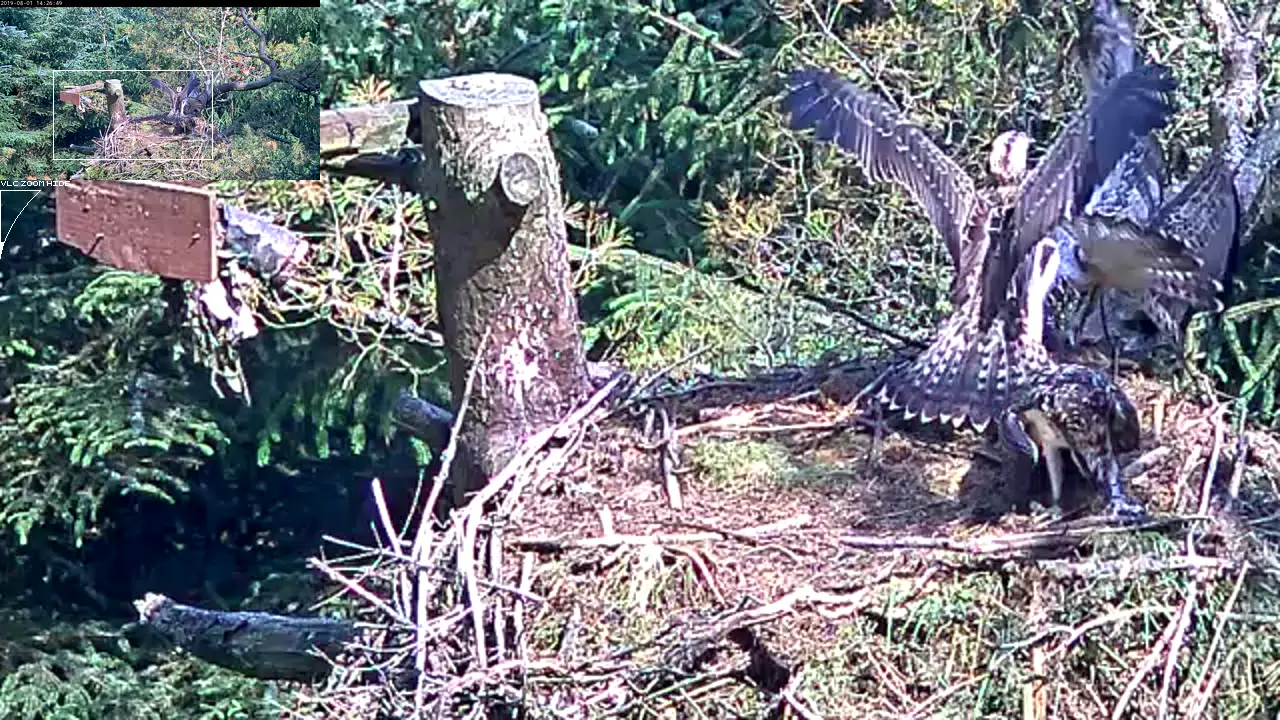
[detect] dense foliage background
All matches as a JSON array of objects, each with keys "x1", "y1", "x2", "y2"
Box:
[{"x1": 0, "y1": 7, "x2": 321, "y2": 180}]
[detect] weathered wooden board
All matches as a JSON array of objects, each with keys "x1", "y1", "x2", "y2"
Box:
[
  {"x1": 63, "y1": 80, "x2": 104, "y2": 93},
  {"x1": 59, "y1": 81, "x2": 104, "y2": 109},
  {"x1": 321, "y1": 98, "x2": 416, "y2": 155},
  {"x1": 56, "y1": 180, "x2": 218, "y2": 282}
]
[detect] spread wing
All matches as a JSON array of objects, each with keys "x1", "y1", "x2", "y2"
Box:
[
  {"x1": 150, "y1": 77, "x2": 176, "y2": 103},
  {"x1": 1128, "y1": 113, "x2": 1280, "y2": 339},
  {"x1": 1148, "y1": 154, "x2": 1238, "y2": 306},
  {"x1": 1079, "y1": 0, "x2": 1138, "y2": 102},
  {"x1": 1055, "y1": 214, "x2": 1213, "y2": 301},
  {"x1": 1048, "y1": 153, "x2": 1233, "y2": 350},
  {"x1": 1008, "y1": 63, "x2": 1176, "y2": 260},
  {"x1": 866, "y1": 235, "x2": 1058, "y2": 430},
  {"x1": 1080, "y1": 136, "x2": 1165, "y2": 225},
  {"x1": 781, "y1": 68, "x2": 980, "y2": 278},
  {"x1": 179, "y1": 73, "x2": 200, "y2": 115},
  {"x1": 862, "y1": 64, "x2": 1176, "y2": 431},
  {"x1": 1059, "y1": 149, "x2": 1236, "y2": 305}
]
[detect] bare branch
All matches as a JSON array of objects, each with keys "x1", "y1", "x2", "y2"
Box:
[
  {"x1": 1195, "y1": 0, "x2": 1276, "y2": 160},
  {"x1": 1248, "y1": 0, "x2": 1279, "y2": 37}
]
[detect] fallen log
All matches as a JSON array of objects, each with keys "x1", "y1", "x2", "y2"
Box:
[{"x1": 133, "y1": 592, "x2": 356, "y2": 682}]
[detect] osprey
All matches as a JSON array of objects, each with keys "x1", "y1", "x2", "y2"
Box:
[
  {"x1": 782, "y1": 58, "x2": 1178, "y2": 430},
  {"x1": 1053, "y1": 112, "x2": 1280, "y2": 353},
  {"x1": 179, "y1": 73, "x2": 200, "y2": 115},
  {"x1": 969, "y1": 0, "x2": 1157, "y2": 520},
  {"x1": 1044, "y1": 0, "x2": 1220, "y2": 351},
  {"x1": 999, "y1": 236, "x2": 1146, "y2": 519},
  {"x1": 1001, "y1": 358, "x2": 1144, "y2": 518},
  {"x1": 150, "y1": 77, "x2": 182, "y2": 116},
  {"x1": 150, "y1": 73, "x2": 207, "y2": 118}
]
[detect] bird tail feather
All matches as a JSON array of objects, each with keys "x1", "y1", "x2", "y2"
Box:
[{"x1": 862, "y1": 315, "x2": 1035, "y2": 431}]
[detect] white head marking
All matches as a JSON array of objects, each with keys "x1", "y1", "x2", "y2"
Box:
[
  {"x1": 990, "y1": 130, "x2": 1033, "y2": 185},
  {"x1": 1024, "y1": 236, "x2": 1062, "y2": 347}
]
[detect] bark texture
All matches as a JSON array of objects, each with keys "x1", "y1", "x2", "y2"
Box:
[
  {"x1": 104, "y1": 79, "x2": 128, "y2": 129},
  {"x1": 416, "y1": 72, "x2": 590, "y2": 502},
  {"x1": 133, "y1": 593, "x2": 355, "y2": 682}
]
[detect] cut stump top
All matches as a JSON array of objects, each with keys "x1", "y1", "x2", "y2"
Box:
[{"x1": 419, "y1": 73, "x2": 539, "y2": 109}]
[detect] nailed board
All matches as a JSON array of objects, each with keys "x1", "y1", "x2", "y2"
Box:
[
  {"x1": 56, "y1": 180, "x2": 218, "y2": 282},
  {"x1": 59, "y1": 82, "x2": 104, "y2": 108}
]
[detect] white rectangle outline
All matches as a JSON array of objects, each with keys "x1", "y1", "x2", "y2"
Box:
[{"x1": 51, "y1": 69, "x2": 214, "y2": 163}]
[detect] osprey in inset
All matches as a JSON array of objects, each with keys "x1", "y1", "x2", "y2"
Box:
[
  {"x1": 179, "y1": 73, "x2": 199, "y2": 115},
  {"x1": 180, "y1": 72, "x2": 209, "y2": 115},
  {"x1": 150, "y1": 73, "x2": 207, "y2": 117},
  {"x1": 150, "y1": 77, "x2": 180, "y2": 116},
  {"x1": 781, "y1": 59, "x2": 1178, "y2": 431}
]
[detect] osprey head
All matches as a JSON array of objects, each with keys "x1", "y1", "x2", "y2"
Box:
[{"x1": 989, "y1": 130, "x2": 1032, "y2": 186}]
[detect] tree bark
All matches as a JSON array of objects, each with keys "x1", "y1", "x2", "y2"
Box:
[
  {"x1": 133, "y1": 593, "x2": 355, "y2": 682},
  {"x1": 1196, "y1": 0, "x2": 1280, "y2": 243},
  {"x1": 415, "y1": 73, "x2": 590, "y2": 503},
  {"x1": 104, "y1": 79, "x2": 128, "y2": 130}
]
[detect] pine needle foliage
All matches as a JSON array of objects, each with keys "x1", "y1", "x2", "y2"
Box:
[{"x1": 0, "y1": 266, "x2": 227, "y2": 548}]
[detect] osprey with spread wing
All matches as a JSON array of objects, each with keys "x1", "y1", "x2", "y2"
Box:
[
  {"x1": 992, "y1": 0, "x2": 1160, "y2": 521},
  {"x1": 150, "y1": 72, "x2": 209, "y2": 118},
  {"x1": 781, "y1": 59, "x2": 1179, "y2": 431},
  {"x1": 1052, "y1": 110, "x2": 1280, "y2": 353}
]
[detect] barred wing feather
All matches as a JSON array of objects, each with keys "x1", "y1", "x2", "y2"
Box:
[
  {"x1": 782, "y1": 68, "x2": 979, "y2": 278},
  {"x1": 1009, "y1": 63, "x2": 1176, "y2": 258}
]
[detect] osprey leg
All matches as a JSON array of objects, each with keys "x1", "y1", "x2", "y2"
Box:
[{"x1": 1097, "y1": 455, "x2": 1146, "y2": 519}]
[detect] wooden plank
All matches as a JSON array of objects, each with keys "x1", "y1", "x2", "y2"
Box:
[
  {"x1": 63, "y1": 80, "x2": 104, "y2": 93},
  {"x1": 321, "y1": 98, "x2": 416, "y2": 155},
  {"x1": 58, "y1": 90, "x2": 81, "y2": 107},
  {"x1": 56, "y1": 180, "x2": 218, "y2": 282}
]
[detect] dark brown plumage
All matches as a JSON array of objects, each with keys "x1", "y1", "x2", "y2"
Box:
[
  {"x1": 782, "y1": 60, "x2": 1176, "y2": 430},
  {"x1": 151, "y1": 73, "x2": 208, "y2": 118},
  {"x1": 1041, "y1": 0, "x2": 1222, "y2": 351},
  {"x1": 151, "y1": 77, "x2": 179, "y2": 115},
  {"x1": 1051, "y1": 1, "x2": 1280, "y2": 352},
  {"x1": 999, "y1": 362, "x2": 1145, "y2": 518},
  {"x1": 1050, "y1": 150, "x2": 1234, "y2": 348},
  {"x1": 179, "y1": 73, "x2": 200, "y2": 115}
]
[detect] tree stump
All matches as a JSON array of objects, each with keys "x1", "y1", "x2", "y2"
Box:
[
  {"x1": 416, "y1": 73, "x2": 590, "y2": 503},
  {"x1": 104, "y1": 78, "x2": 128, "y2": 129}
]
